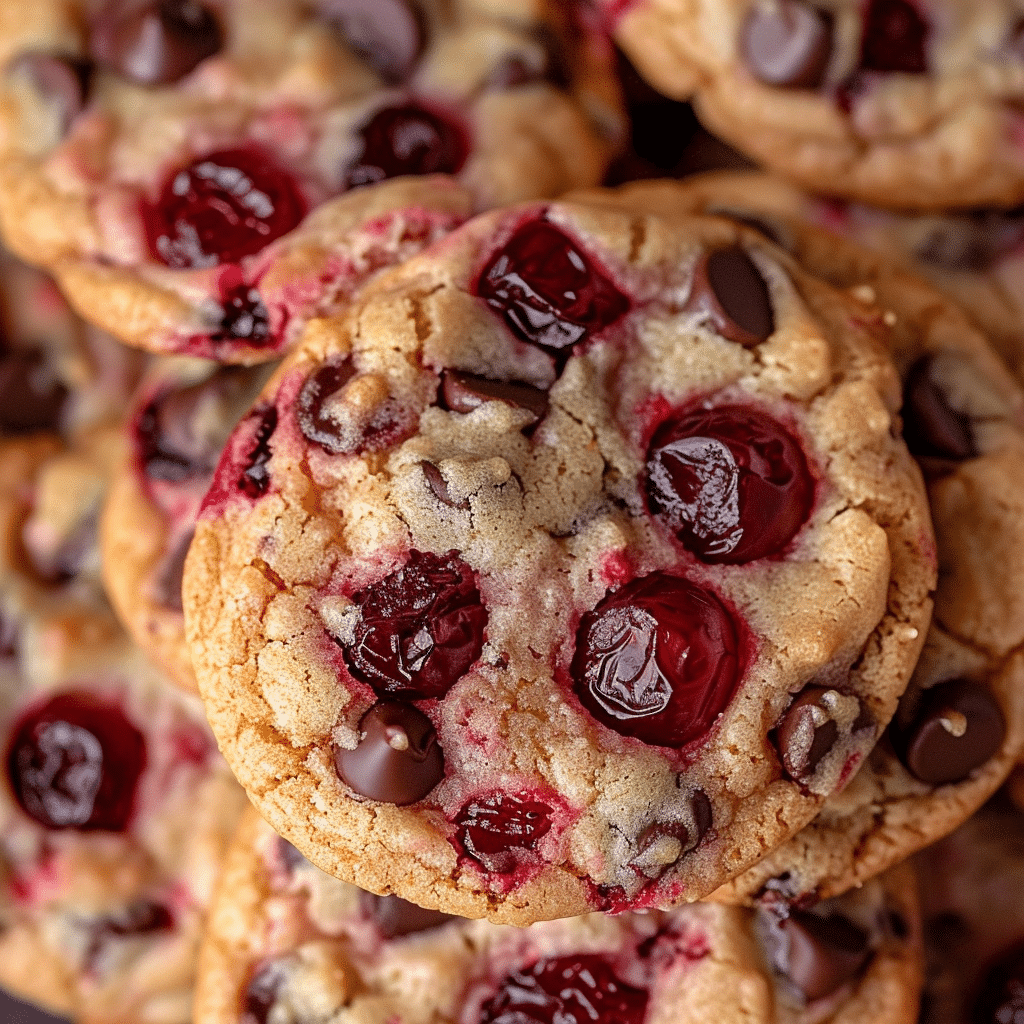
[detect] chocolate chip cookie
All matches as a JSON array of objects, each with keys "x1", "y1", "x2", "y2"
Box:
[
  {"x1": 598, "y1": 172, "x2": 1024, "y2": 903},
  {"x1": 184, "y1": 197, "x2": 934, "y2": 923},
  {"x1": 196, "y1": 806, "x2": 922, "y2": 1024},
  {"x1": 597, "y1": 0, "x2": 1024, "y2": 209},
  {"x1": 102, "y1": 358, "x2": 275, "y2": 691},
  {"x1": 0, "y1": 0, "x2": 622, "y2": 363},
  {"x1": 0, "y1": 429, "x2": 247, "y2": 1022}
]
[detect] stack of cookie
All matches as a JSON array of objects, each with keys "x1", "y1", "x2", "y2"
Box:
[{"x1": 0, "y1": 2, "x2": 1022, "y2": 1023}]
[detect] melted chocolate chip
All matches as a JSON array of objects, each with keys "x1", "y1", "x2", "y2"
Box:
[
  {"x1": 421, "y1": 462, "x2": 469, "y2": 510},
  {"x1": 296, "y1": 357, "x2": 359, "y2": 455},
  {"x1": 359, "y1": 891, "x2": 457, "y2": 938},
  {"x1": 896, "y1": 679, "x2": 1005, "y2": 785},
  {"x1": 152, "y1": 527, "x2": 193, "y2": 612},
  {"x1": 773, "y1": 686, "x2": 869, "y2": 783},
  {"x1": 440, "y1": 369, "x2": 549, "y2": 426},
  {"x1": 90, "y1": 0, "x2": 223, "y2": 86},
  {"x1": 781, "y1": 911, "x2": 871, "y2": 1001},
  {"x1": 740, "y1": 2, "x2": 834, "y2": 89},
  {"x1": 213, "y1": 284, "x2": 270, "y2": 345},
  {"x1": 238, "y1": 406, "x2": 277, "y2": 498},
  {"x1": 687, "y1": 246, "x2": 774, "y2": 346},
  {"x1": 0, "y1": 348, "x2": 69, "y2": 435},
  {"x1": 635, "y1": 790, "x2": 712, "y2": 867},
  {"x1": 7, "y1": 53, "x2": 93, "y2": 137},
  {"x1": 915, "y1": 213, "x2": 1024, "y2": 273},
  {"x1": 901, "y1": 355, "x2": 976, "y2": 461},
  {"x1": 334, "y1": 701, "x2": 444, "y2": 805},
  {"x1": 319, "y1": 0, "x2": 425, "y2": 83},
  {"x1": 85, "y1": 900, "x2": 173, "y2": 967}
]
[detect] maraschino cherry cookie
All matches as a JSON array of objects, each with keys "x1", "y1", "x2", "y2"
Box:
[
  {"x1": 587, "y1": 172, "x2": 1024, "y2": 903},
  {"x1": 196, "y1": 807, "x2": 923, "y2": 1024},
  {"x1": 0, "y1": 0, "x2": 622, "y2": 364},
  {"x1": 101, "y1": 358, "x2": 275, "y2": 692},
  {"x1": 914, "y1": 792, "x2": 1024, "y2": 1024},
  {"x1": 184, "y1": 197, "x2": 934, "y2": 923},
  {"x1": 595, "y1": 0, "x2": 1024, "y2": 210}
]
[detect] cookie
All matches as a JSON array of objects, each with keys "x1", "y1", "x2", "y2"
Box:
[
  {"x1": 184, "y1": 197, "x2": 934, "y2": 923},
  {"x1": 0, "y1": 0, "x2": 622, "y2": 363},
  {"x1": 0, "y1": 245, "x2": 143, "y2": 441},
  {"x1": 0, "y1": 431, "x2": 248, "y2": 1022},
  {"x1": 596, "y1": 0, "x2": 1024, "y2": 209},
  {"x1": 196, "y1": 806, "x2": 922, "y2": 1024},
  {"x1": 914, "y1": 792, "x2": 1024, "y2": 1024},
  {"x1": 588, "y1": 172, "x2": 1024, "y2": 903},
  {"x1": 102, "y1": 358, "x2": 275, "y2": 692}
]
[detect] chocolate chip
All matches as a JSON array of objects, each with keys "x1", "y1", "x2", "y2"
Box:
[
  {"x1": 914, "y1": 213, "x2": 1024, "y2": 273},
  {"x1": 7, "y1": 53, "x2": 93, "y2": 137},
  {"x1": 781, "y1": 911, "x2": 871, "y2": 1001},
  {"x1": 0, "y1": 348, "x2": 69, "y2": 435},
  {"x1": 359, "y1": 891, "x2": 457, "y2": 938},
  {"x1": 686, "y1": 247, "x2": 774, "y2": 347},
  {"x1": 296, "y1": 357, "x2": 358, "y2": 455},
  {"x1": 900, "y1": 354, "x2": 976, "y2": 462},
  {"x1": 635, "y1": 789, "x2": 712, "y2": 866},
  {"x1": 319, "y1": 0, "x2": 424, "y2": 84},
  {"x1": 896, "y1": 679, "x2": 1005, "y2": 785},
  {"x1": 421, "y1": 462, "x2": 469, "y2": 510},
  {"x1": 241, "y1": 961, "x2": 286, "y2": 1024},
  {"x1": 90, "y1": 0, "x2": 223, "y2": 87},
  {"x1": 334, "y1": 701, "x2": 444, "y2": 805},
  {"x1": 152, "y1": 527, "x2": 193, "y2": 612},
  {"x1": 775, "y1": 687, "x2": 840, "y2": 782},
  {"x1": 84, "y1": 900, "x2": 173, "y2": 970},
  {"x1": 740, "y1": 2, "x2": 833, "y2": 89},
  {"x1": 440, "y1": 369, "x2": 549, "y2": 426}
]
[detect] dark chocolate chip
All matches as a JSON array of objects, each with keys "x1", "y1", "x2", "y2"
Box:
[
  {"x1": 914, "y1": 213, "x2": 1024, "y2": 273},
  {"x1": 296, "y1": 357, "x2": 359, "y2": 455},
  {"x1": 241, "y1": 961, "x2": 286, "y2": 1024},
  {"x1": 0, "y1": 348, "x2": 69, "y2": 435},
  {"x1": 359, "y1": 891, "x2": 457, "y2": 938},
  {"x1": 6, "y1": 52, "x2": 93, "y2": 137},
  {"x1": 782, "y1": 911, "x2": 871, "y2": 1001},
  {"x1": 152, "y1": 527, "x2": 193, "y2": 612},
  {"x1": 421, "y1": 462, "x2": 469, "y2": 510},
  {"x1": 900, "y1": 355, "x2": 976, "y2": 461},
  {"x1": 740, "y1": 2, "x2": 834, "y2": 89},
  {"x1": 635, "y1": 789, "x2": 712, "y2": 866},
  {"x1": 84, "y1": 900, "x2": 173, "y2": 970},
  {"x1": 687, "y1": 246, "x2": 775, "y2": 347},
  {"x1": 319, "y1": 0, "x2": 425, "y2": 84},
  {"x1": 440, "y1": 369, "x2": 549, "y2": 426},
  {"x1": 334, "y1": 701, "x2": 444, "y2": 805},
  {"x1": 90, "y1": 0, "x2": 223, "y2": 86},
  {"x1": 238, "y1": 406, "x2": 277, "y2": 499},
  {"x1": 774, "y1": 686, "x2": 848, "y2": 783},
  {"x1": 896, "y1": 679, "x2": 1005, "y2": 785}
]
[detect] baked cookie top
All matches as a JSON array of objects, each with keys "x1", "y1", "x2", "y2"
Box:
[
  {"x1": 597, "y1": 0, "x2": 1024, "y2": 210},
  {"x1": 0, "y1": 431, "x2": 247, "y2": 1023},
  {"x1": 196, "y1": 806, "x2": 923, "y2": 1024},
  {"x1": 184, "y1": 197, "x2": 934, "y2": 923},
  {"x1": 602, "y1": 172, "x2": 1024, "y2": 904},
  {"x1": 101, "y1": 357, "x2": 275, "y2": 691},
  {"x1": 0, "y1": 0, "x2": 621, "y2": 362}
]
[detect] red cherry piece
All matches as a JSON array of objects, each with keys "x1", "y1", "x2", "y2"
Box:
[
  {"x1": 858, "y1": 0, "x2": 928, "y2": 74},
  {"x1": 142, "y1": 148, "x2": 306, "y2": 268},
  {"x1": 343, "y1": 103, "x2": 468, "y2": 190},
  {"x1": 455, "y1": 793, "x2": 553, "y2": 873},
  {"x1": 645, "y1": 404, "x2": 814, "y2": 563},
  {"x1": 237, "y1": 406, "x2": 278, "y2": 499},
  {"x1": 6, "y1": 692, "x2": 146, "y2": 831},
  {"x1": 479, "y1": 954, "x2": 648, "y2": 1024},
  {"x1": 343, "y1": 550, "x2": 486, "y2": 700},
  {"x1": 476, "y1": 220, "x2": 629, "y2": 356},
  {"x1": 571, "y1": 573, "x2": 744, "y2": 749}
]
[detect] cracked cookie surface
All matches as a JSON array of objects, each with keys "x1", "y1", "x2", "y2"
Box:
[
  {"x1": 606, "y1": 172, "x2": 1024, "y2": 904},
  {"x1": 195, "y1": 806, "x2": 923, "y2": 1024},
  {"x1": 0, "y1": 0, "x2": 621, "y2": 362},
  {"x1": 184, "y1": 197, "x2": 934, "y2": 924}
]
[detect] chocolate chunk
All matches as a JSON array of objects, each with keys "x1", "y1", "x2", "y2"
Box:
[
  {"x1": 238, "y1": 406, "x2": 278, "y2": 498},
  {"x1": 687, "y1": 247, "x2": 775, "y2": 347},
  {"x1": 0, "y1": 348, "x2": 69, "y2": 435},
  {"x1": 7, "y1": 52, "x2": 93, "y2": 137},
  {"x1": 782, "y1": 911, "x2": 871, "y2": 1001},
  {"x1": 740, "y1": 2, "x2": 833, "y2": 89},
  {"x1": 635, "y1": 790, "x2": 712, "y2": 866},
  {"x1": 896, "y1": 679, "x2": 1004, "y2": 785},
  {"x1": 152, "y1": 527, "x2": 193, "y2": 612},
  {"x1": 319, "y1": 0, "x2": 425, "y2": 84},
  {"x1": 334, "y1": 701, "x2": 444, "y2": 805},
  {"x1": 296, "y1": 357, "x2": 359, "y2": 454},
  {"x1": 774, "y1": 686, "x2": 843, "y2": 783},
  {"x1": 359, "y1": 891, "x2": 457, "y2": 938},
  {"x1": 421, "y1": 462, "x2": 469, "y2": 510},
  {"x1": 440, "y1": 369, "x2": 549, "y2": 426},
  {"x1": 84, "y1": 900, "x2": 173, "y2": 970},
  {"x1": 90, "y1": 0, "x2": 223, "y2": 87},
  {"x1": 900, "y1": 355, "x2": 976, "y2": 462}
]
